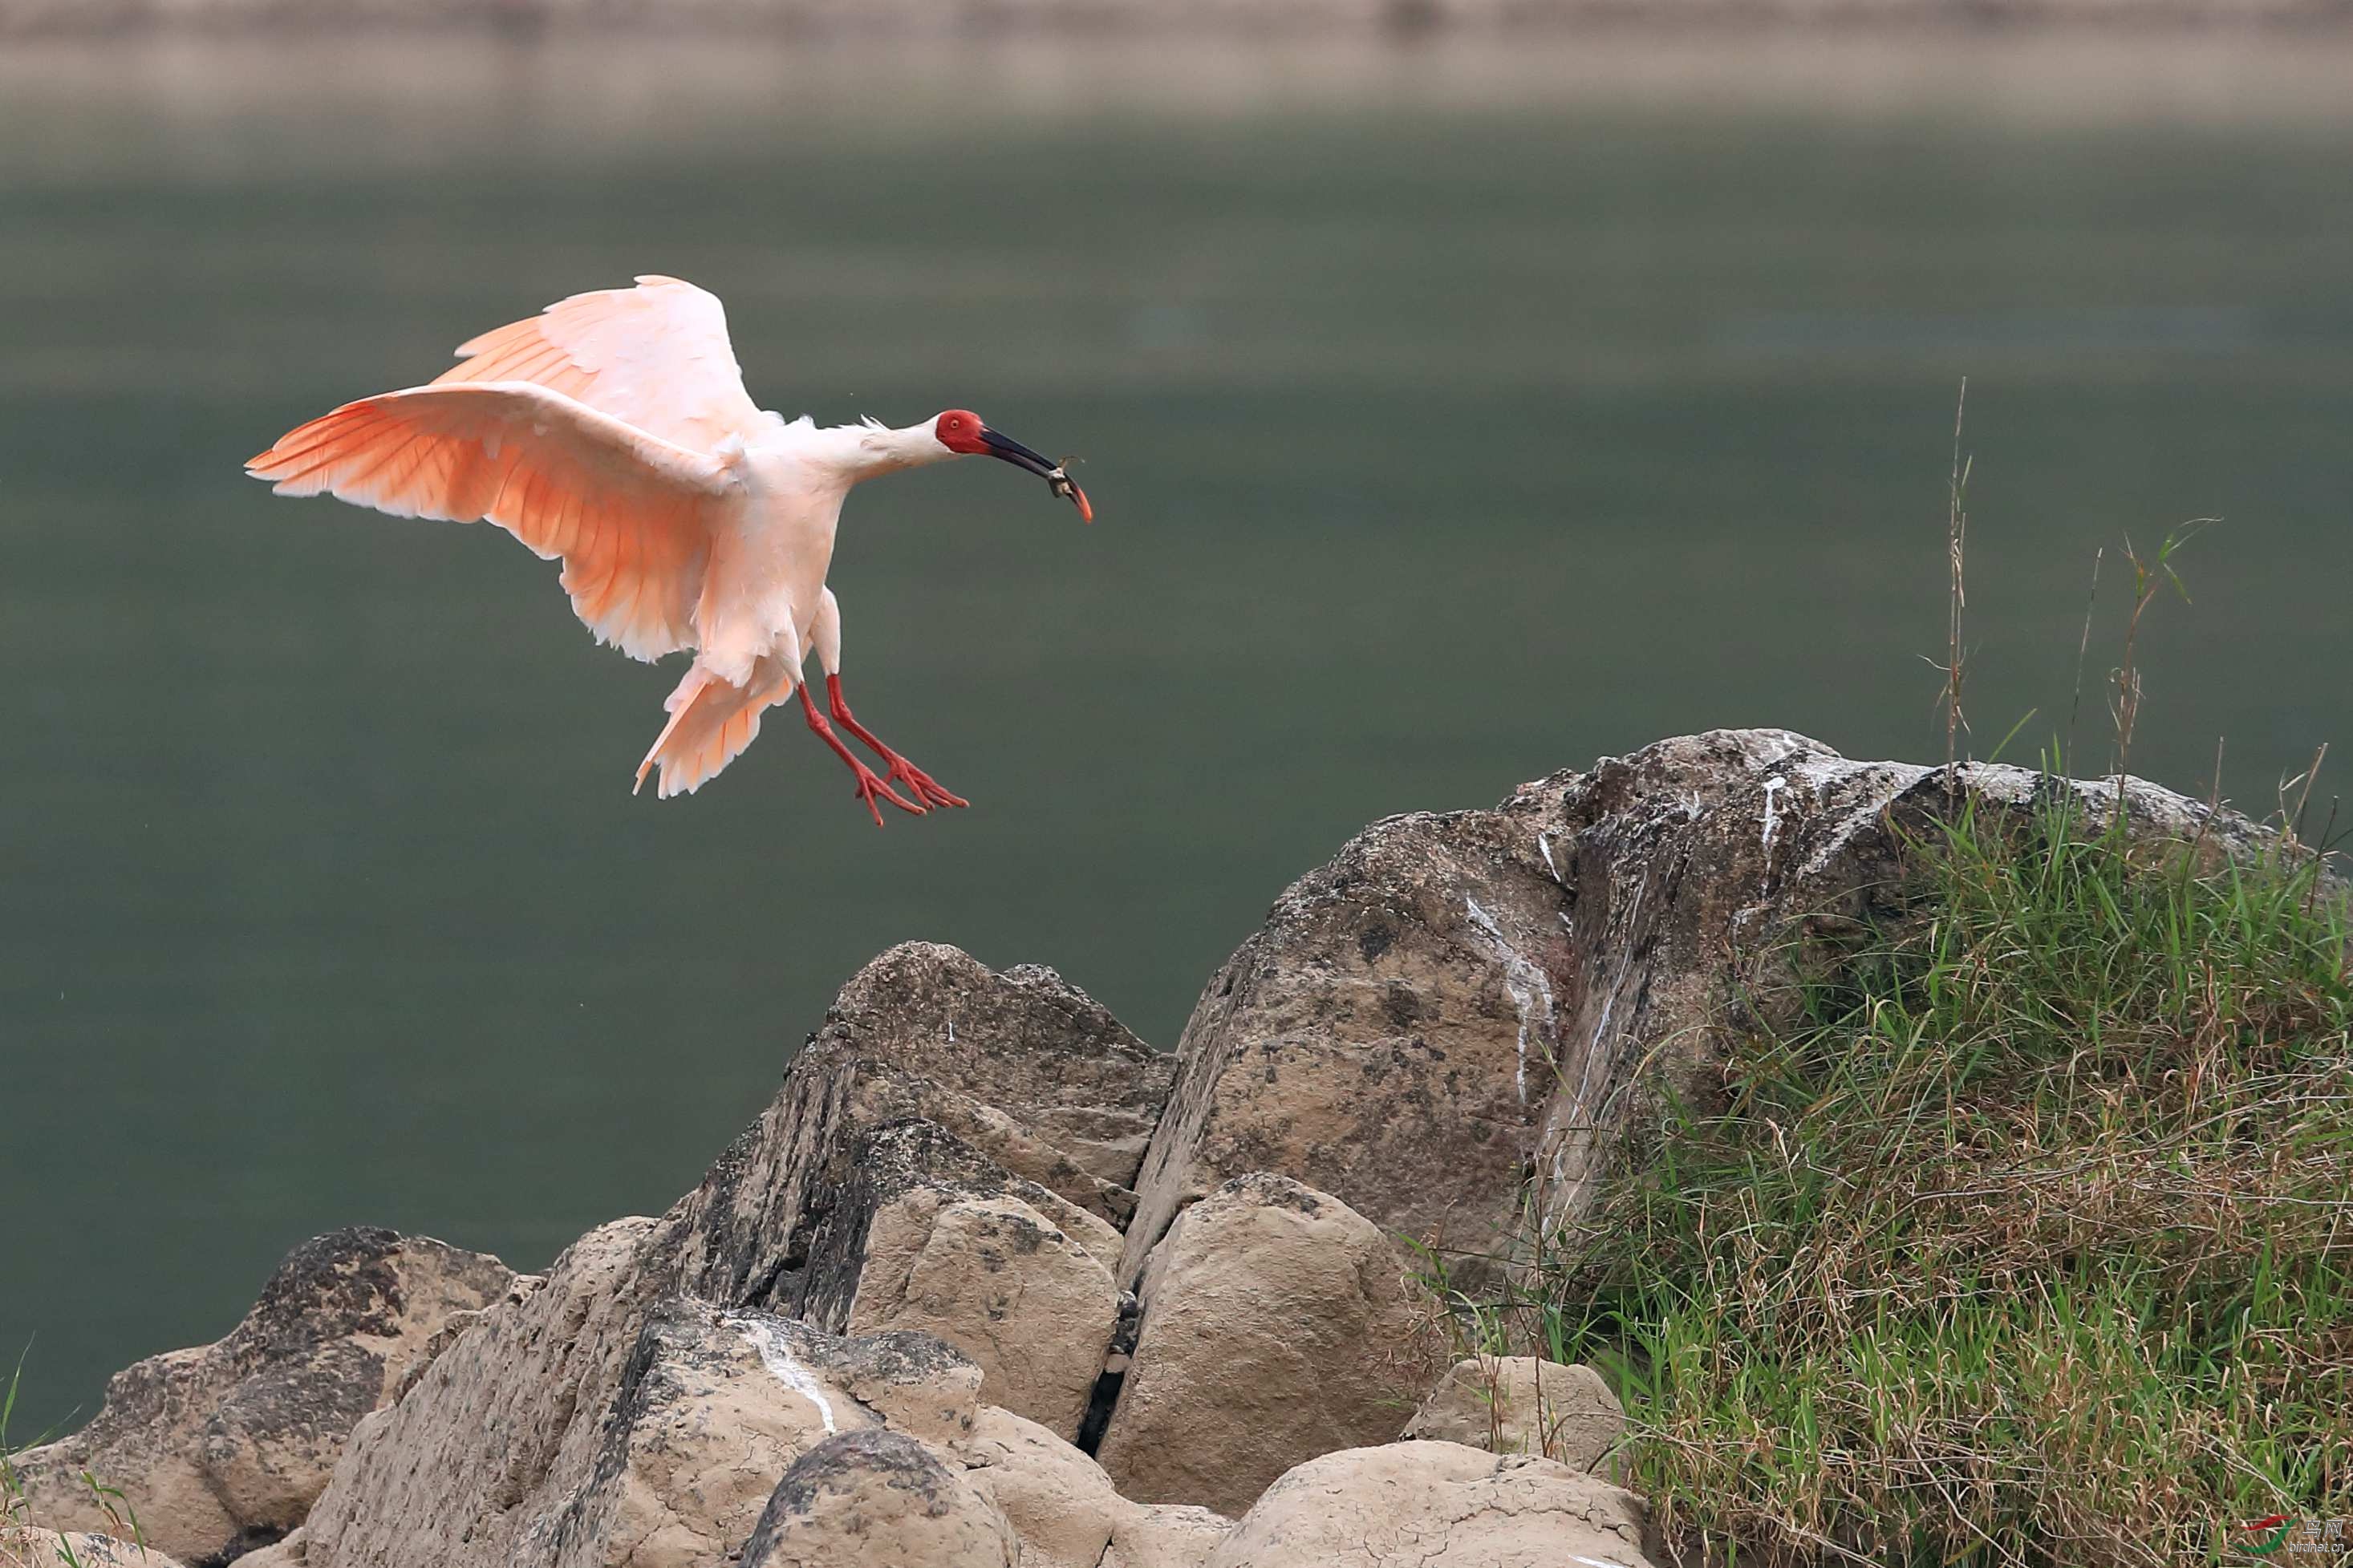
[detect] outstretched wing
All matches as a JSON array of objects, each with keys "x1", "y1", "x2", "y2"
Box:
[
  {"x1": 432, "y1": 276, "x2": 767, "y2": 456},
  {"x1": 247, "y1": 382, "x2": 742, "y2": 661}
]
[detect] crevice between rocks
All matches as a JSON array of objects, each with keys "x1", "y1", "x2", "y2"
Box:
[
  {"x1": 201, "y1": 1523, "x2": 286, "y2": 1568},
  {"x1": 1073, "y1": 1289, "x2": 1142, "y2": 1457}
]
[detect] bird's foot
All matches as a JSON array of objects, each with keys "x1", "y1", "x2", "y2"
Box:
[
  {"x1": 801, "y1": 679, "x2": 927, "y2": 827},
  {"x1": 880, "y1": 753, "x2": 968, "y2": 811},
  {"x1": 822, "y1": 676, "x2": 968, "y2": 810},
  {"x1": 849, "y1": 760, "x2": 926, "y2": 828}
]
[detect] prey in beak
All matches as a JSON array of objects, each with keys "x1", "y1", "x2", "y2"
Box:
[
  {"x1": 934, "y1": 409, "x2": 1093, "y2": 521},
  {"x1": 978, "y1": 427, "x2": 1093, "y2": 523}
]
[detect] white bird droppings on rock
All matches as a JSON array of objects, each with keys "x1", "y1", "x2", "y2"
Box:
[
  {"x1": 727, "y1": 1314, "x2": 839, "y2": 1435},
  {"x1": 1759, "y1": 775, "x2": 1788, "y2": 851},
  {"x1": 1465, "y1": 894, "x2": 1555, "y2": 1102}
]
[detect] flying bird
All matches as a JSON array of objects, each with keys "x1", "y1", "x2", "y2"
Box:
[{"x1": 245, "y1": 275, "x2": 1092, "y2": 818}]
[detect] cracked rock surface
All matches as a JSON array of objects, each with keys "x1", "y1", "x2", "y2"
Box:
[{"x1": 1203, "y1": 1440, "x2": 1657, "y2": 1568}]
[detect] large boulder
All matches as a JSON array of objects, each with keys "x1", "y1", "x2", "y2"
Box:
[
  {"x1": 848, "y1": 1180, "x2": 1122, "y2": 1442},
  {"x1": 12, "y1": 1227, "x2": 513, "y2": 1565},
  {"x1": 1205, "y1": 1441, "x2": 1658, "y2": 1568},
  {"x1": 1121, "y1": 730, "x2": 2271, "y2": 1281},
  {"x1": 738, "y1": 1429, "x2": 1017, "y2": 1568},
  {"x1": 680, "y1": 945, "x2": 1170, "y2": 1319},
  {"x1": 1118, "y1": 795, "x2": 1563, "y2": 1285},
  {"x1": 1096, "y1": 1175, "x2": 1421, "y2": 1518},
  {"x1": 300, "y1": 946, "x2": 1165, "y2": 1568},
  {"x1": 1403, "y1": 1355, "x2": 1625, "y2": 1469}
]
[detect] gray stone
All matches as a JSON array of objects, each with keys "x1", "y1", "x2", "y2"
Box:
[{"x1": 739, "y1": 1429, "x2": 1017, "y2": 1568}]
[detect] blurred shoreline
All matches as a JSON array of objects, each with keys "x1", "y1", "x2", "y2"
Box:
[
  {"x1": 6, "y1": 0, "x2": 2353, "y2": 37},
  {"x1": 9, "y1": 32, "x2": 2353, "y2": 151}
]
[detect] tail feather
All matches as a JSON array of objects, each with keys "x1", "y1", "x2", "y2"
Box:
[{"x1": 635, "y1": 660, "x2": 793, "y2": 799}]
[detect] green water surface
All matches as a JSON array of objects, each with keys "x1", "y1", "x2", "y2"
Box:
[{"x1": 3, "y1": 34, "x2": 2349, "y2": 1436}]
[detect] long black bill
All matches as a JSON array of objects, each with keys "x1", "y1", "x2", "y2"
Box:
[
  {"x1": 977, "y1": 427, "x2": 1061, "y2": 478},
  {"x1": 979, "y1": 425, "x2": 1093, "y2": 522}
]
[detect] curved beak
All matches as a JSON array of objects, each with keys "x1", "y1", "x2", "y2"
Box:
[{"x1": 979, "y1": 426, "x2": 1093, "y2": 523}]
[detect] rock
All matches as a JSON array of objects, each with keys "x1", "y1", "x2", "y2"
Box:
[
  {"x1": 850, "y1": 1184, "x2": 1121, "y2": 1442},
  {"x1": 0, "y1": 1530, "x2": 188, "y2": 1568},
  {"x1": 739, "y1": 1429, "x2": 1018, "y2": 1568},
  {"x1": 1103, "y1": 1517, "x2": 1235, "y2": 1568},
  {"x1": 817, "y1": 1325, "x2": 991, "y2": 1449},
  {"x1": 959, "y1": 1405, "x2": 1229, "y2": 1568},
  {"x1": 680, "y1": 945, "x2": 1170, "y2": 1311},
  {"x1": 64, "y1": 741, "x2": 2274, "y2": 1568},
  {"x1": 1118, "y1": 784, "x2": 1577, "y2": 1285},
  {"x1": 801, "y1": 1117, "x2": 1123, "y2": 1339},
  {"x1": 303, "y1": 1229, "x2": 981, "y2": 1568},
  {"x1": 1509, "y1": 732, "x2": 2276, "y2": 1232},
  {"x1": 12, "y1": 1227, "x2": 513, "y2": 1565},
  {"x1": 1402, "y1": 1355, "x2": 1624, "y2": 1469},
  {"x1": 542, "y1": 1301, "x2": 985, "y2": 1568},
  {"x1": 1122, "y1": 730, "x2": 2277, "y2": 1282},
  {"x1": 1205, "y1": 1441, "x2": 1658, "y2": 1568},
  {"x1": 301, "y1": 1217, "x2": 663, "y2": 1568},
  {"x1": 1095, "y1": 1175, "x2": 1420, "y2": 1518},
  {"x1": 301, "y1": 946, "x2": 1166, "y2": 1568}
]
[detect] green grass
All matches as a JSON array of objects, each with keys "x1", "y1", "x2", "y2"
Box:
[
  {"x1": 1441, "y1": 789, "x2": 2351, "y2": 1566},
  {"x1": 2, "y1": 1353, "x2": 145, "y2": 1568}
]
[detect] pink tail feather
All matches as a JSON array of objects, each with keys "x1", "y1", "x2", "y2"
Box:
[{"x1": 635, "y1": 662, "x2": 792, "y2": 799}]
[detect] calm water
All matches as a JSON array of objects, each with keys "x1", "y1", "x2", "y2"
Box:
[{"x1": 4, "y1": 34, "x2": 2351, "y2": 1436}]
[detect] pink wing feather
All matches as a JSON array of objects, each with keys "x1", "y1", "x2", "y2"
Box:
[
  {"x1": 432, "y1": 275, "x2": 768, "y2": 457},
  {"x1": 247, "y1": 381, "x2": 740, "y2": 661}
]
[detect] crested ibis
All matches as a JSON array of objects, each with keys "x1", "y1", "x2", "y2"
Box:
[{"x1": 245, "y1": 275, "x2": 1091, "y2": 820}]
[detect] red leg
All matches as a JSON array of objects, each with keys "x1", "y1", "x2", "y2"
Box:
[
  {"x1": 799, "y1": 683, "x2": 923, "y2": 826},
  {"x1": 825, "y1": 674, "x2": 969, "y2": 810}
]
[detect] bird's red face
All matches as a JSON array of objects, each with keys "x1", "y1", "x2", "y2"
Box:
[
  {"x1": 933, "y1": 409, "x2": 992, "y2": 455},
  {"x1": 933, "y1": 408, "x2": 1093, "y2": 522}
]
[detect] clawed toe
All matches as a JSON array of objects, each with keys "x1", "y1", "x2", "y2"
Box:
[
  {"x1": 888, "y1": 760, "x2": 968, "y2": 810},
  {"x1": 851, "y1": 766, "x2": 925, "y2": 827}
]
